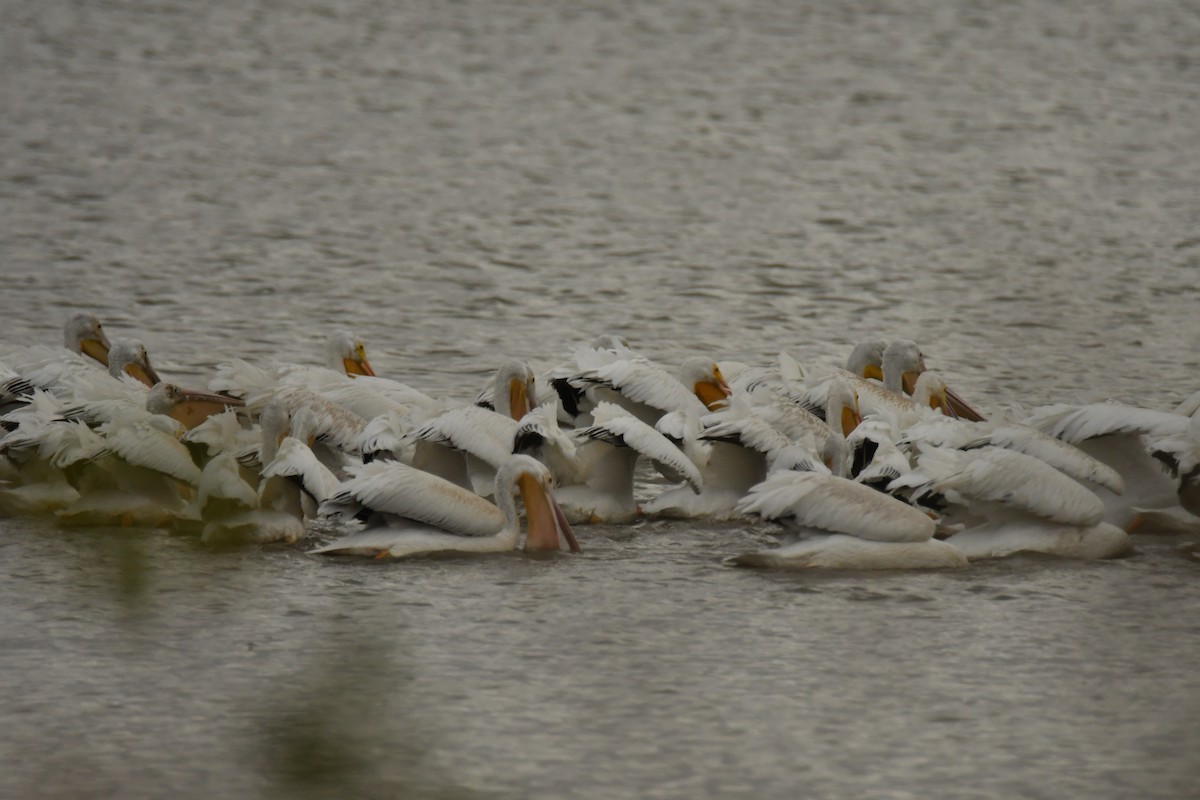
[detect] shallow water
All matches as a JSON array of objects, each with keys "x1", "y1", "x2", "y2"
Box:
[{"x1": 2, "y1": 1, "x2": 1200, "y2": 797}]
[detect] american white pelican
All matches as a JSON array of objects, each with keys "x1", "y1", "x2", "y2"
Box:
[
  {"x1": 564, "y1": 352, "x2": 731, "y2": 426},
  {"x1": 520, "y1": 401, "x2": 702, "y2": 524},
  {"x1": 325, "y1": 331, "x2": 375, "y2": 377},
  {"x1": 0, "y1": 313, "x2": 112, "y2": 370},
  {"x1": 311, "y1": 454, "x2": 579, "y2": 558},
  {"x1": 729, "y1": 470, "x2": 967, "y2": 569},
  {"x1": 547, "y1": 335, "x2": 644, "y2": 424},
  {"x1": 404, "y1": 361, "x2": 541, "y2": 495},
  {"x1": 641, "y1": 378, "x2": 861, "y2": 520},
  {"x1": 0, "y1": 390, "x2": 100, "y2": 514},
  {"x1": 1023, "y1": 401, "x2": 1200, "y2": 532},
  {"x1": 63, "y1": 313, "x2": 112, "y2": 367},
  {"x1": 177, "y1": 402, "x2": 338, "y2": 544},
  {"x1": 898, "y1": 417, "x2": 1125, "y2": 495},
  {"x1": 208, "y1": 331, "x2": 388, "y2": 413},
  {"x1": 891, "y1": 446, "x2": 1132, "y2": 559},
  {"x1": 57, "y1": 383, "x2": 241, "y2": 525},
  {"x1": 104, "y1": 338, "x2": 161, "y2": 387},
  {"x1": 1147, "y1": 412, "x2": 1200, "y2": 517},
  {"x1": 853, "y1": 339, "x2": 984, "y2": 422}
]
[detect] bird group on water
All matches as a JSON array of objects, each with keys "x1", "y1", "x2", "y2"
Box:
[{"x1": 2, "y1": 313, "x2": 1198, "y2": 570}]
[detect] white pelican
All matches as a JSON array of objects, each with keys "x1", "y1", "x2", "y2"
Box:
[
  {"x1": 898, "y1": 417, "x2": 1125, "y2": 495},
  {"x1": 404, "y1": 361, "x2": 540, "y2": 495},
  {"x1": 325, "y1": 331, "x2": 375, "y2": 377},
  {"x1": 178, "y1": 402, "x2": 338, "y2": 544},
  {"x1": 0, "y1": 390, "x2": 101, "y2": 514},
  {"x1": 729, "y1": 470, "x2": 967, "y2": 569},
  {"x1": 311, "y1": 454, "x2": 578, "y2": 558},
  {"x1": 1023, "y1": 401, "x2": 1199, "y2": 532},
  {"x1": 208, "y1": 331, "x2": 384, "y2": 412},
  {"x1": 1147, "y1": 412, "x2": 1200, "y2": 517},
  {"x1": 0, "y1": 313, "x2": 112, "y2": 370},
  {"x1": 797, "y1": 362, "x2": 955, "y2": 435},
  {"x1": 547, "y1": 334, "x2": 644, "y2": 424},
  {"x1": 51, "y1": 383, "x2": 245, "y2": 527},
  {"x1": 101, "y1": 338, "x2": 161, "y2": 386},
  {"x1": 63, "y1": 313, "x2": 113, "y2": 367},
  {"x1": 519, "y1": 401, "x2": 702, "y2": 524},
  {"x1": 877, "y1": 340, "x2": 984, "y2": 422},
  {"x1": 565, "y1": 352, "x2": 731, "y2": 426},
  {"x1": 891, "y1": 446, "x2": 1132, "y2": 560},
  {"x1": 641, "y1": 378, "x2": 861, "y2": 520}
]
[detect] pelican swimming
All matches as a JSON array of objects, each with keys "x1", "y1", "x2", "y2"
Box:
[
  {"x1": 641, "y1": 378, "x2": 861, "y2": 520},
  {"x1": 311, "y1": 454, "x2": 579, "y2": 558},
  {"x1": 564, "y1": 351, "x2": 731, "y2": 427},
  {"x1": 0, "y1": 313, "x2": 112, "y2": 369},
  {"x1": 325, "y1": 331, "x2": 375, "y2": 376},
  {"x1": 403, "y1": 361, "x2": 540, "y2": 495},
  {"x1": 891, "y1": 445, "x2": 1132, "y2": 559},
  {"x1": 1023, "y1": 400, "x2": 1200, "y2": 532},
  {"x1": 63, "y1": 313, "x2": 113, "y2": 367},
  {"x1": 517, "y1": 401, "x2": 702, "y2": 524},
  {"x1": 729, "y1": 470, "x2": 968, "y2": 569}
]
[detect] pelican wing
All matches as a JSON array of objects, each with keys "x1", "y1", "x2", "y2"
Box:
[
  {"x1": 197, "y1": 452, "x2": 258, "y2": 509},
  {"x1": 409, "y1": 406, "x2": 518, "y2": 468},
  {"x1": 903, "y1": 418, "x2": 1125, "y2": 495},
  {"x1": 903, "y1": 446, "x2": 1104, "y2": 526},
  {"x1": 1024, "y1": 402, "x2": 1189, "y2": 444},
  {"x1": 699, "y1": 412, "x2": 791, "y2": 456},
  {"x1": 737, "y1": 471, "x2": 934, "y2": 542},
  {"x1": 985, "y1": 423, "x2": 1125, "y2": 494},
  {"x1": 275, "y1": 387, "x2": 368, "y2": 455},
  {"x1": 320, "y1": 460, "x2": 503, "y2": 535},
  {"x1": 582, "y1": 403, "x2": 703, "y2": 491},
  {"x1": 99, "y1": 418, "x2": 202, "y2": 484},
  {"x1": 572, "y1": 359, "x2": 704, "y2": 416},
  {"x1": 261, "y1": 437, "x2": 342, "y2": 505}
]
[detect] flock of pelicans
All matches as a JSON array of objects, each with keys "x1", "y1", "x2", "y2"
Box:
[{"x1": 2, "y1": 313, "x2": 1199, "y2": 570}]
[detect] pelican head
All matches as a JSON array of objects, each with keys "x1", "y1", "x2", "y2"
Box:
[
  {"x1": 326, "y1": 331, "x2": 375, "y2": 377},
  {"x1": 883, "y1": 340, "x2": 984, "y2": 420},
  {"x1": 494, "y1": 360, "x2": 537, "y2": 421},
  {"x1": 499, "y1": 454, "x2": 579, "y2": 553},
  {"x1": 64, "y1": 313, "x2": 112, "y2": 366},
  {"x1": 681, "y1": 357, "x2": 732, "y2": 411},
  {"x1": 882, "y1": 340, "x2": 926, "y2": 396},
  {"x1": 146, "y1": 382, "x2": 246, "y2": 430},
  {"x1": 846, "y1": 340, "x2": 888, "y2": 381},
  {"x1": 108, "y1": 338, "x2": 161, "y2": 387},
  {"x1": 826, "y1": 377, "x2": 863, "y2": 438},
  {"x1": 911, "y1": 371, "x2": 956, "y2": 418}
]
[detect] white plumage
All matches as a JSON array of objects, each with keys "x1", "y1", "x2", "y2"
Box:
[{"x1": 312, "y1": 454, "x2": 578, "y2": 558}]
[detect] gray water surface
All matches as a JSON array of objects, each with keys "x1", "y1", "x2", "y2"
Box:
[{"x1": 2, "y1": 1, "x2": 1200, "y2": 797}]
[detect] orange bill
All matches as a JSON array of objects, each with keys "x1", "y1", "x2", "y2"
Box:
[
  {"x1": 343, "y1": 343, "x2": 376, "y2": 377},
  {"x1": 518, "y1": 473, "x2": 580, "y2": 553},
  {"x1": 124, "y1": 360, "x2": 161, "y2": 387},
  {"x1": 509, "y1": 377, "x2": 533, "y2": 420},
  {"x1": 945, "y1": 387, "x2": 985, "y2": 422},
  {"x1": 80, "y1": 337, "x2": 111, "y2": 367},
  {"x1": 168, "y1": 389, "x2": 246, "y2": 430},
  {"x1": 694, "y1": 376, "x2": 732, "y2": 411},
  {"x1": 840, "y1": 405, "x2": 863, "y2": 437}
]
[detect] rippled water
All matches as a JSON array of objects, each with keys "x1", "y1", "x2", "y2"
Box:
[{"x1": 2, "y1": 1, "x2": 1200, "y2": 797}]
